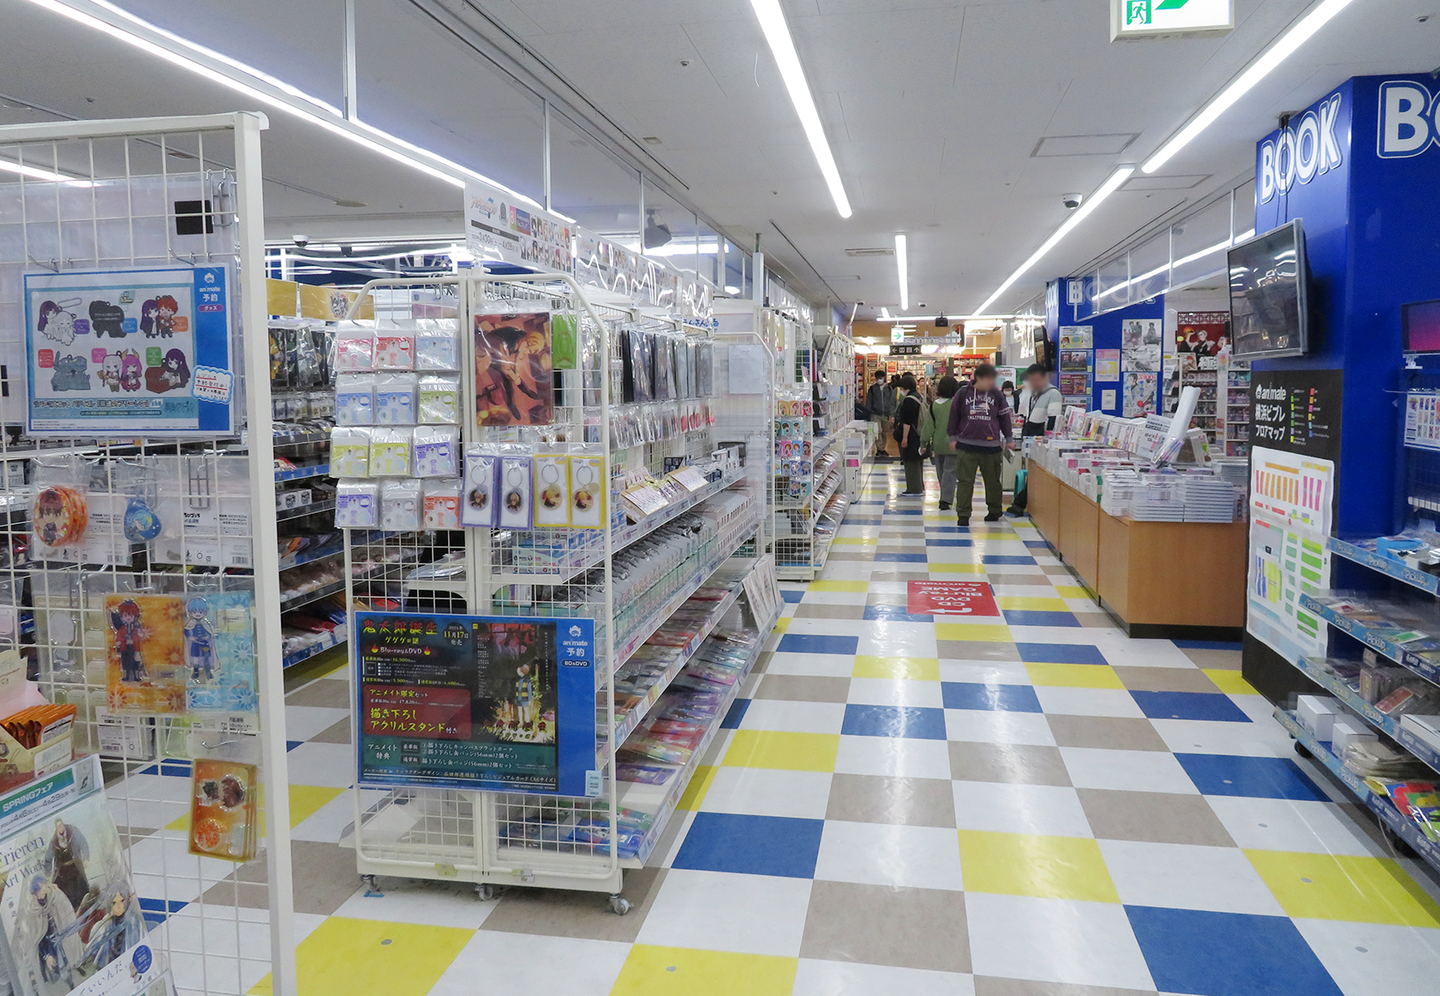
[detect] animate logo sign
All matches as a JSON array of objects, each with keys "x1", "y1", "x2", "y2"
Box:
[
  {"x1": 1377, "y1": 80, "x2": 1440, "y2": 158},
  {"x1": 1257, "y1": 94, "x2": 1343, "y2": 204}
]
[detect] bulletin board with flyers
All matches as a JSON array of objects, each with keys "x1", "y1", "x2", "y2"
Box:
[{"x1": 0, "y1": 114, "x2": 300, "y2": 996}]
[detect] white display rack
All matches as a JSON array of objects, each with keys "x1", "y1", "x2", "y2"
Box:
[
  {"x1": 0, "y1": 113, "x2": 299, "y2": 996},
  {"x1": 339, "y1": 273, "x2": 776, "y2": 909}
]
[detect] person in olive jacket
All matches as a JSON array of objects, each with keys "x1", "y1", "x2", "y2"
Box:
[
  {"x1": 946, "y1": 363, "x2": 1014, "y2": 525},
  {"x1": 923, "y1": 375, "x2": 960, "y2": 510}
]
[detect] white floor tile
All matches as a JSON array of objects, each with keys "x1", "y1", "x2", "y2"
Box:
[
  {"x1": 944, "y1": 710, "x2": 1057, "y2": 746},
  {"x1": 793, "y1": 959, "x2": 976, "y2": 996},
  {"x1": 1291, "y1": 918, "x2": 1440, "y2": 996},
  {"x1": 847, "y1": 677, "x2": 945, "y2": 708},
  {"x1": 1059, "y1": 746, "x2": 1201, "y2": 795},
  {"x1": 938, "y1": 661, "x2": 1032, "y2": 684},
  {"x1": 1205, "y1": 796, "x2": 1388, "y2": 856},
  {"x1": 698, "y1": 767, "x2": 834, "y2": 820},
  {"x1": 334, "y1": 878, "x2": 497, "y2": 929},
  {"x1": 1150, "y1": 717, "x2": 1296, "y2": 756},
  {"x1": 291, "y1": 789, "x2": 359, "y2": 843},
  {"x1": 1098, "y1": 839, "x2": 1286, "y2": 915},
  {"x1": 951, "y1": 781, "x2": 1092, "y2": 837},
  {"x1": 1032, "y1": 686, "x2": 1146, "y2": 718},
  {"x1": 785, "y1": 618, "x2": 871, "y2": 636},
  {"x1": 814, "y1": 820, "x2": 965, "y2": 890},
  {"x1": 767, "y1": 652, "x2": 857, "y2": 678},
  {"x1": 857, "y1": 625, "x2": 939, "y2": 658},
  {"x1": 965, "y1": 893, "x2": 1155, "y2": 991},
  {"x1": 834, "y1": 735, "x2": 953, "y2": 779},
  {"x1": 636, "y1": 868, "x2": 812, "y2": 956},
  {"x1": 740, "y1": 699, "x2": 848, "y2": 734},
  {"x1": 430, "y1": 932, "x2": 629, "y2": 996},
  {"x1": 284, "y1": 705, "x2": 350, "y2": 740},
  {"x1": 284, "y1": 740, "x2": 355, "y2": 788}
]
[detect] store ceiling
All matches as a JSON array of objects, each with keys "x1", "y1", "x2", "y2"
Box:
[{"x1": 0, "y1": 0, "x2": 1433, "y2": 314}]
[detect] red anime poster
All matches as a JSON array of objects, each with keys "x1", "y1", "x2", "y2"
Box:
[{"x1": 1176, "y1": 311, "x2": 1230, "y2": 358}]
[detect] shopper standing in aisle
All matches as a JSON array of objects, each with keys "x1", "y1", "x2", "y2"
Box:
[
  {"x1": 947, "y1": 362, "x2": 1013, "y2": 524},
  {"x1": 895, "y1": 373, "x2": 928, "y2": 496},
  {"x1": 865, "y1": 370, "x2": 893, "y2": 460},
  {"x1": 1008, "y1": 363, "x2": 1064, "y2": 516},
  {"x1": 925, "y1": 375, "x2": 960, "y2": 510}
]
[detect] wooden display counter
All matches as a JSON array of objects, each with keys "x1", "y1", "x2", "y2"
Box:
[{"x1": 1027, "y1": 463, "x2": 1246, "y2": 638}]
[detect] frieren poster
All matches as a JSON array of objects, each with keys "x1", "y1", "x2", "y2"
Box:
[
  {"x1": 355, "y1": 612, "x2": 596, "y2": 795},
  {"x1": 23, "y1": 265, "x2": 234, "y2": 436}
]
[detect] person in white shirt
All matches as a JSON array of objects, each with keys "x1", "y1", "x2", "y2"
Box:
[{"x1": 1007, "y1": 363, "x2": 1064, "y2": 516}]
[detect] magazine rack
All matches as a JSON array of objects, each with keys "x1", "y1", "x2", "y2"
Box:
[
  {"x1": 0, "y1": 113, "x2": 298, "y2": 996},
  {"x1": 338, "y1": 271, "x2": 778, "y2": 905}
]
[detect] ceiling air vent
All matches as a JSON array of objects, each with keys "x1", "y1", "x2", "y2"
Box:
[{"x1": 844, "y1": 247, "x2": 895, "y2": 257}]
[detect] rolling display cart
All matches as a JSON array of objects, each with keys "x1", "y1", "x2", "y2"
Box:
[{"x1": 338, "y1": 272, "x2": 779, "y2": 906}]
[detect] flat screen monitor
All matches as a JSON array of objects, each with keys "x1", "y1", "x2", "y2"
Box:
[
  {"x1": 1228, "y1": 219, "x2": 1309, "y2": 361},
  {"x1": 1402, "y1": 299, "x2": 1440, "y2": 354},
  {"x1": 1032, "y1": 327, "x2": 1050, "y2": 368}
]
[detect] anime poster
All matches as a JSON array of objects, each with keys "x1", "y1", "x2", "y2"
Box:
[
  {"x1": 104, "y1": 592, "x2": 256, "y2": 715},
  {"x1": 23, "y1": 266, "x2": 234, "y2": 437},
  {"x1": 1121, "y1": 317, "x2": 1164, "y2": 373},
  {"x1": 1123, "y1": 371, "x2": 1158, "y2": 418},
  {"x1": 474, "y1": 312, "x2": 555, "y2": 427},
  {"x1": 1176, "y1": 311, "x2": 1230, "y2": 358},
  {"x1": 0, "y1": 790, "x2": 157, "y2": 996},
  {"x1": 355, "y1": 612, "x2": 597, "y2": 795}
]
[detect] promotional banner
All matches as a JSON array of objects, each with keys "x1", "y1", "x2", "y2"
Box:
[
  {"x1": 24, "y1": 265, "x2": 234, "y2": 436},
  {"x1": 907, "y1": 580, "x2": 1000, "y2": 617},
  {"x1": 355, "y1": 612, "x2": 597, "y2": 795},
  {"x1": 465, "y1": 181, "x2": 573, "y2": 273}
]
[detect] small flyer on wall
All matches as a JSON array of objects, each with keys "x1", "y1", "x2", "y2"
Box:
[
  {"x1": 1094, "y1": 348, "x2": 1120, "y2": 381},
  {"x1": 474, "y1": 313, "x2": 555, "y2": 426},
  {"x1": 355, "y1": 612, "x2": 596, "y2": 795},
  {"x1": 1058, "y1": 349, "x2": 1091, "y2": 372},
  {"x1": 1058, "y1": 325, "x2": 1093, "y2": 349},
  {"x1": 24, "y1": 265, "x2": 234, "y2": 437},
  {"x1": 1123, "y1": 371, "x2": 1157, "y2": 417}
]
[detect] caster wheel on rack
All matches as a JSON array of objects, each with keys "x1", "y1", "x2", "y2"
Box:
[
  {"x1": 362, "y1": 875, "x2": 381, "y2": 893},
  {"x1": 1293, "y1": 741, "x2": 1313, "y2": 760},
  {"x1": 477, "y1": 883, "x2": 503, "y2": 902},
  {"x1": 608, "y1": 894, "x2": 632, "y2": 916},
  {"x1": 1382, "y1": 824, "x2": 1418, "y2": 859}
]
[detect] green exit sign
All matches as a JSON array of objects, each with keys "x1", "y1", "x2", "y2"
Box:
[{"x1": 1112, "y1": 0, "x2": 1232, "y2": 39}]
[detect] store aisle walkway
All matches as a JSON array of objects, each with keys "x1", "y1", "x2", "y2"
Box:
[{"x1": 278, "y1": 463, "x2": 1440, "y2": 996}]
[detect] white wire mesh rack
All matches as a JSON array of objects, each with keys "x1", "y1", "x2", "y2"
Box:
[
  {"x1": 338, "y1": 272, "x2": 776, "y2": 903},
  {"x1": 0, "y1": 113, "x2": 297, "y2": 996}
]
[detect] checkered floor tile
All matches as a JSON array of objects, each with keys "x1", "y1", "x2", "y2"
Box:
[{"x1": 248, "y1": 462, "x2": 1440, "y2": 996}]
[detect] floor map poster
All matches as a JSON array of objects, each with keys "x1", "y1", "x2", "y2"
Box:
[
  {"x1": 1246, "y1": 445, "x2": 1334, "y2": 662},
  {"x1": 355, "y1": 612, "x2": 596, "y2": 795},
  {"x1": 23, "y1": 265, "x2": 234, "y2": 436}
]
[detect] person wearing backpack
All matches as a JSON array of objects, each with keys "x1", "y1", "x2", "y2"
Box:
[
  {"x1": 894, "y1": 373, "x2": 928, "y2": 496},
  {"x1": 1008, "y1": 363, "x2": 1065, "y2": 515},
  {"x1": 924, "y1": 375, "x2": 960, "y2": 510},
  {"x1": 946, "y1": 362, "x2": 1014, "y2": 524}
]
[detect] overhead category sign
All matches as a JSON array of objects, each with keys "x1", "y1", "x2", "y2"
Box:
[{"x1": 1112, "y1": 0, "x2": 1233, "y2": 39}]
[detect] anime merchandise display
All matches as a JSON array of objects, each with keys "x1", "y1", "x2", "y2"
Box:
[
  {"x1": 498, "y1": 453, "x2": 534, "y2": 529},
  {"x1": 421, "y1": 481, "x2": 461, "y2": 529},
  {"x1": 0, "y1": 786, "x2": 152, "y2": 996},
  {"x1": 380, "y1": 480, "x2": 422, "y2": 531},
  {"x1": 415, "y1": 320, "x2": 461, "y2": 372},
  {"x1": 23, "y1": 265, "x2": 236, "y2": 436},
  {"x1": 188, "y1": 758, "x2": 259, "y2": 862},
  {"x1": 31, "y1": 488, "x2": 88, "y2": 548},
  {"x1": 335, "y1": 481, "x2": 380, "y2": 528},
  {"x1": 624, "y1": 328, "x2": 654, "y2": 404},
  {"x1": 104, "y1": 592, "x2": 257, "y2": 715},
  {"x1": 462, "y1": 451, "x2": 499, "y2": 528},
  {"x1": 533, "y1": 454, "x2": 571, "y2": 528},
  {"x1": 374, "y1": 373, "x2": 418, "y2": 425},
  {"x1": 413, "y1": 426, "x2": 460, "y2": 477},
  {"x1": 474, "y1": 312, "x2": 554, "y2": 426},
  {"x1": 568, "y1": 455, "x2": 605, "y2": 529},
  {"x1": 417, "y1": 376, "x2": 460, "y2": 424}
]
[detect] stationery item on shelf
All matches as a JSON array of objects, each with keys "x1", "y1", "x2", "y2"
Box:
[
  {"x1": 189, "y1": 757, "x2": 259, "y2": 861},
  {"x1": 534, "y1": 454, "x2": 571, "y2": 528},
  {"x1": 330, "y1": 426, "x2": 372, "y2": 477},
  {"x1": 462, "y1": 449, "x2": 499, "y2": 527},
  {"x1": 415, "y1": 321, "x2": 460, "y2": 371},
  {"x1": 498, "y1": 451, "x2": 534, "y2": 529},
  {"x1": 335, "y1": 323, "x2": 376, "y2": 372},
  {"x1": 1330, "y1": 719, "x2": 1378, "y2": 753},
  {"x1": 375, "y1": 372, "x2": 418, "y2": 425},
  {"x1": 418, "y1": 374, "x2": 461, "y2": 424},
  {"x1": 1385, "y1": 781, "x2": 1440, "y2": 841},
  {"x1": 1344, "y1": 738, "x2": 1431, "y2": 779},
  {"x1": 422, "y1": 480, "x2": 462, "y2": 529},
  {"x1": 370, "y1": 427, "x2": 414, "y2": 477},
  {"x1": 569, "y1": 454, "x2": 605, "y2": 529},
  {"x1": 336, "y1": 373, "x2": 376, "y2": 425},
  {"x1": 1402, "y1": 714, "x2": 1440, "y2": 752},
  {"x1": 625, "y1": 328, "x2": 653, "y2": 404},
  {"x1": 414, "y1": 426, "x2": 460, "y2": 477},
  {"x1": 380, "y1": 479, "x2": 422, "y2": 531},
  {"x1": 1296, "y1": 694, "x2": 1342, "y2": 739},
  {"x1": 374, "y1": 331, "x2": 416, "y2": 370},
  {"x1": 615, "y1": 762, "x2": 674, "y2": 785},
  {"x1": 475, "y1": 312, "x2": 555, "y2": 426},
  {"x1": 336, "y1": 481, "x2": 380, "y2": 528},
  {"x1": 31, "y1": 485, "x2": 88, "y2": 547}
]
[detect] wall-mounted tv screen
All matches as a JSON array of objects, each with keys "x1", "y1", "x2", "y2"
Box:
[
  {"x1": 1402, "y1": 299, "x2": 1440, "y2": 354},
  {"x1": 1228, "y1": 219, "x2": 1309, "y2": 361},
  {"x1": 1033, "y1": 327, "x2": 1050, "y2": 368}
]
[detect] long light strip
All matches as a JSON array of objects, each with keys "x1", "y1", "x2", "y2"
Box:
[
  {"x1": 1091, "y1": 228, "x2": 1257, "y2": 304},
  {"x1": 748, "y1": 0, "x2": 852, "y2": 218},
  {"x1": 0, "y1": 159, "x2": 74, "y2": 183},
  {"x1": 974, "y1": 166, "x2": 1134, "y2": 315},
  {"x1": 895, "y1": 234, "x2": 909, "y2": 311},
  {"x1": 1143, "y1": 0, "x2": 1355, "y2": 173}
]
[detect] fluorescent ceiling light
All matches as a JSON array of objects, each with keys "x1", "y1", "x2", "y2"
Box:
[
  {"x1": 748, "y1": 0, "x2": 852, "y2": 218},
  {"x1": 1143, "y1": 0, "x2": 1355, "y2": 173},
  {"x1": 617, "y1": 240, "x2": 722, "y2": 257},
  {"x1": 975, "y1": 166, "x2": 1134, "y2": 315},
  {"x1": 725, "y1": 285, "x2": 741, "y2": 294},
  {"x1": 895, "y1": 234, "x2": 909, "y2": 311},
  {"x1": 0, "y1": 158, "x2": 83, "y2": 184},
  {"x1": 880, "y1": 307, "x2": 891, "y2": 320}
]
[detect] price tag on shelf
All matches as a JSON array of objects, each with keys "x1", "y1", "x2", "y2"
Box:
[
  {"x1": 621, "y1": 483, "x2": 669, "y2": 522},
  {"x1": 743, "y1": 554, "x2": 782, "y2": 623},
  {"x1": 670, "y1": 467, "x2": 708, "y2": 492}
]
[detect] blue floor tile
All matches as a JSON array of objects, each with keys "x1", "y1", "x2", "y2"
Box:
[
  {"x1": 927, "y1": 525, "x2": 970, "y2": 533},
  {"x1": 1126, "y1": 905, "x2": 1342, "y2": 996},
  {"x1": 926, "y1": 538, "x2": 974, "y2": 547},
  {"x1": 1023, "y1": 539, "x2": 1051, "y2": 549},
  {"x1": 845, "y1": 517, "x2": 885, "y2": 525},
  {"x1": 1173, "y1": 638, "x2": 1244, "y2": 650},
  {"x1": 1131, "y1": 690, "x2": 1253, "y2": 723},
  {"x1": 981, "y1": 554, "x2": 1035, "y2": 565},
  {"x1": 884, "y1": 508, "x2": 925, "y2": 515},
  {"x1": 1015, "y1": 642, "x2": 1110, "y2": 666},
  {"x1": 941, "y1": 681, "x2": 1044, "y2": 713},
  {"x1": 671, "y1": 812, "x2": 825, "y2": 878},
  {"x1": 873, "y1": 552, "x2": 928, "y2": 563},
  {"x1": 138, "y1": 760, "x2": 193, "y2": 777},
  {"x1": 1175, "y1": 753, "x2": 1329, "y2": 801},
  {"x1": 842, "y1": 703, "x2": 949, "y2": 739},
  {"x1": 777, "y1": 633, "x2": 860, "y2": 655},
  {"x1": 286, "y1": 740, "x2": 305, "y2": 752},
  {"x1": 780, "y1": 589, "x2": 805, "y2": 603},
  {"x1": 1003, "y1": 609, "x2": 1080, "y2": 627},
  {"x1": 863, "y1": 605, "x2": 933, "y2": 622},
  {"x1": 720, "y1": 698, "x2": 751, "y2": 730}
]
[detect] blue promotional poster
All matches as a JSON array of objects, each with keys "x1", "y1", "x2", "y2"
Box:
[
  {"x1": 355, "y1": 612, "x2": 597, "y2": 795},
  {"x1": 23, "y1": 265, "x2": 235, "y2": 436}
]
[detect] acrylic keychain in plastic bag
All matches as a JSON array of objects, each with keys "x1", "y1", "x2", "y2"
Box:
[
  {"x1": 418, "y1": 375, "x2": 461, "y2": 424},
  {"x1": 462, "y1": 447, "x2": 499, "y2": 527},
  {"x1": 422, "y1": 480, "x2": 461, "y2": 529},
  {"x1": 336, "y1": 373, "x2": 376, "y2": 425},
  {"x1": 370, "y1": 427, "x2": 414, "y2": 477},
  {"x1": 534, "y1": 453, "x2": 571, "y2": 527},
  {"x1": 414, "y1": 426, "x2": 459, "y2": 477},
  {"x1": 498, "y1": 445, "x2": 534, "y2": 529},
  {"x1": 335, "y1": 480, "x2": 380, "y2": 528},
  {"x1": 416, "y1": 319, "x2": 460, "y2": 371},
  {"x1": 569, "y1": 448, "x2": 605, "y2": 529},
  {"x1": 114, "y1": 458, "x2": 163, "y2": 542},
  {"x1": 374, "y1": 329, "x2": 415, "y2": 370},
  {"x1": 335, "y1": 321, "x2": 376, "y2": 372},
  {"x1": 30, "y1": 453, "x2": 89, "y2": 547},
  {"x1": 330, "y1": 426, "x2": 373, "y2": 478},
  {"x1": 375, "y1": 372, "x2": 418, "y2": 425},
  {"x1": 380, "y1": 479, "x2": 422, "y2": 531}
]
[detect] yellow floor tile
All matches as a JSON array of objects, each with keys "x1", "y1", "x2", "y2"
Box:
[
  {"x1": 997, "y1": 596, "x2": 1070, "y2": 611},
  {"x1": 831, "y1": 537, "x2": 878, "y2": 545},
  {"x1": 808, "y1": 580, "x2": 870, "y2": 592},
  {"x1": 1025, "y1": 662, "x2": 1125, "y2": 689},
  {"x1": 958, "y1": 830, "x2": 1119, "y2": 903},
  {"x1": 1204, "y1": 669, "x2": 1258, "y2": 695},
  {"x1": 853, "y1": 656, "x2": 941, "y2": 680},
  {"x1": 166, "y1": 784, "x2": 344, "y2": 833},
  {"x1": 1054, "y1": 585, "x2": 1088, "y2": 598},
  {"x1": 771, "y1": 617, "x2": 790, "y2": 633},
  {"x1": 928, "y1": 563, "x2": 988, "y2": 574},
  {"x1": 249, "y1": 916, "x2": 473, "y2": 996},
  {"x1": 722, "y1": 730, "x2": 839, "y2": 772},
  {"x1": 935, "y1": 622, "x2": 1012, "y2": 642},
  {"x1": 677, "y1": 764, "x2": 719, "y2": 811},
  {"x1": 1246, "y1": 850, "x2": 1440, "y2": 927},
  {"x1": 612, "y1": 945, "x2": 797, "y2": 996}
]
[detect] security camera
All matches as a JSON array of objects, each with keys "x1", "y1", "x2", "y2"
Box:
[
  {"x1": 1062, "y1": 193, "x2": 1083, "y2": 210},
  {"x1": 292, "y1": 235, "x2": 309, "y2": 248},
  {"x1": 856, "y1": 301, "x2": 865, "y2": 306}
]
